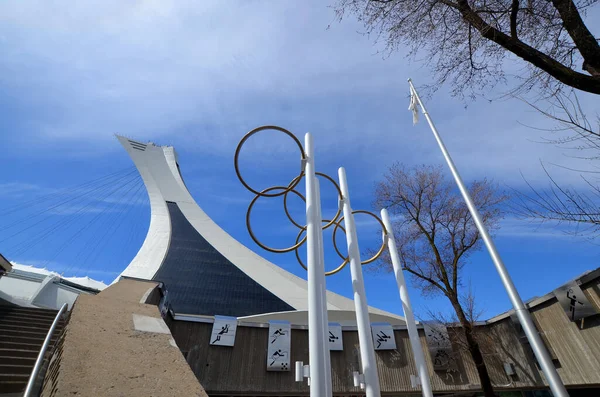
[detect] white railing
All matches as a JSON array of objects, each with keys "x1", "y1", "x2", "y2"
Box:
[{"x1": 23, "y1": 303, "x2": 68, "y2": 397}]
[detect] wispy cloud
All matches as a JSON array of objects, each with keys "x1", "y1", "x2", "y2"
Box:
[
  {"x1": 11, "y1": 259, "x2": 119, "y2": 277},
  {"x1": 1, "y1": 0, "x2": 597, "y2": 194},
  {"x1": 0, "y1": 182, "x2": 54, "y2": 198},
  {"x1": 496, "y1": 216, "x2": 576, "y2": 239},
  {"x1": 0, "y1": 177, "x2": 148, "y2": 217}
]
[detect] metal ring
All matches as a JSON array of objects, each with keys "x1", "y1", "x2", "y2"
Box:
[
  {"x1": 293, "y1": 221, "x2": 349, "y2": 276},
  {"x1": 283, "y1": 172, "x2": 343, "y2": 231},
  {"x1": 246, "y1": 186, "x2": 307, "y2": 253},
  {"x1": 234, "y1": 125, "x2": 306, "y2": 197},
  {"x1": 332, "y1": 210, "x2": 388, "y2": 265}
]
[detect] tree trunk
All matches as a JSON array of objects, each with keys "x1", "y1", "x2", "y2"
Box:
[{"x1": 449, "y1": 296, "x2": 497, "y2": 397}]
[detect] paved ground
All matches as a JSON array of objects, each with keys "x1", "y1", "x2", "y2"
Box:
[{"x1": 40, "y1": 279, "x2": 207, "y2": 397}]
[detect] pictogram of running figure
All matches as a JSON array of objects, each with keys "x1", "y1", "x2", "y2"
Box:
[
  {"x1": 211, "y1": 324, "x2": 230, "y2": 344},
  {"x1": 328, "y1": 331, "x2": 339, "y2": 343},
  {"x1": 270, "y1": 328, "x2": 287, "y2": 344},
  {"x1": 375, "y1": 330, "x2": 391, "y2": 348},
  {"x1": 567, "y1": 288, "x2": 584, "y2": 321},
  {"x1": 269, "y1": 349, "x2": 287, "y2": 366}
]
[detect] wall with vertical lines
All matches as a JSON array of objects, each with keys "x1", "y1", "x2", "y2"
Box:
[{"x1": 167, "y1": 277, "x2": 600, "y2": 395}]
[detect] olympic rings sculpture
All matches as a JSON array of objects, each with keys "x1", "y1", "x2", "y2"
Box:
[{"x1": 234, "y1": 125, "x2": 388, "y2": 276}]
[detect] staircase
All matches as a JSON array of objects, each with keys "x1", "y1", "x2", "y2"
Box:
[{"x1": 0, "y1": 304, "x2": 65, "y2": 395}]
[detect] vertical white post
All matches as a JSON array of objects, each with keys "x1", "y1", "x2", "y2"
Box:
[
  {"x1": 338, "y1": 167, "x2": 381, "y2": 397},
  {"x1": 381, "y1": 208, "x2": 433, "y2": 397},
  {"x1": 408, "y1": 79, "x2": 568, "y2": 397},
  {"x1": 295, "y1": 361, "x2": 304, "y2": 382},
  {"x1": 315, "y1": 178, "x2": 333, "y2": 397},
  {"x1": 305, "y1": 133, "x2": 331, "y2": 397},
  {"x1": 322, "y1": 287, "x2": 332, "y2": 397}
]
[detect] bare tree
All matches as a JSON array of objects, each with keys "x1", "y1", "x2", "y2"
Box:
[
  {"x1": 334, "y1": 0, "x2": 600, "y2": 97},
  {"x1": 334, "y1": 0, "x2": 600, "y2": 236},
  {"x1": 526, "y1": 89, "x2": 600, "y2": 146},
  {"x1": 373, "y1": 163, "x2": 507, "y2": 397},
  {"x1": 514, "y1": 89, "x2": 600, "y2": 237}
]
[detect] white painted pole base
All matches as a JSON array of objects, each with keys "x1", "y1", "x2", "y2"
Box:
[
  {"x1": 305, "y1": 133, "x2": 332, "y2": 397},
  {"x1": 381, "y1": 208, "x2": 433, "y2": 397},
  {"x1": 339, "y1": 167, "x2": 381, "y2": 397},
  {"x1": 295, "y1": 361, "x2": 310, "y2": 384}
]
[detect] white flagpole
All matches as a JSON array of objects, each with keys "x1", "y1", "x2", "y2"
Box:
[
  {"x1": 305, "y1": 133, "x2": 331, "y2": 397},
  {"x1": 407, "y1": 79, "x2": 568, "y2": 397},
  {"x1": 315, "y1": 178, "x2": 333, "y2": 397},
  {"x1": 380, "y1": 208, "x2": 433, "y2": 397},
  {"x1": 338, "y1": 167, "x2": 382, "y2": 397}
]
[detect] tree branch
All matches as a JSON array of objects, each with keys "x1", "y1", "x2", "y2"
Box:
[
  {"x1": 550, "y1": 0, "x2": 600, "y2": 76},
  {"x1": 510, "y1": 0, "x2": 519, "y2": 39},
  {"x1": 455, "y1": 0, "x2": 600, "y2": 94},
  {"x1": 404, "y1": 266, "x2": 448, "y2": 294}
]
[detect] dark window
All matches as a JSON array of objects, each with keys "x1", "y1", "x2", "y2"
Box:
[{"x1": 152, "y1": 202, "x2": 295, "y2": 317}]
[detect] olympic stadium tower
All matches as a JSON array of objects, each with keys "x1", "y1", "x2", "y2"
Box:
[{"x1": 113, "y1": 135, "x2": 403, "y2": 325}]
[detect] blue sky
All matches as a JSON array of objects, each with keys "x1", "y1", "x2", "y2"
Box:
[{"x1": 1, "y1": 1, "x2": 599, "y2": 320}]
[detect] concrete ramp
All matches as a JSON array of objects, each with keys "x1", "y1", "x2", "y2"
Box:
[{"x1": 39, "y1": 279, "x2": 206, "y2": 397}]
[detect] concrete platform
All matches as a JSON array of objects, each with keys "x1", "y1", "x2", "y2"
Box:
[{"x1": 40, "y1": 279, "x2": 207, "y2": 397}]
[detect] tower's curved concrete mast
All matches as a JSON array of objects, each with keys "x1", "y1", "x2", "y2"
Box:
[{"x1": 115, "y1": 136, "x2": 403, "y2": 324}]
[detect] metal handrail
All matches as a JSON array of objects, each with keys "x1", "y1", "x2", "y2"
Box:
[{"x1": 23, "y1": 303, "x2": 68, "y2": 397}]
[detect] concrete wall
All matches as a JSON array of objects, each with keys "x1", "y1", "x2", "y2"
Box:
[
  {"x1": 31, "y1": 281, "x2": 82, "y2": 310},
  {"x1": 40, "y1": 279, "x2": 207, "y2": 397},
  {"x1": 0, "y1": 274, "x2": 40, "y2": 300}
]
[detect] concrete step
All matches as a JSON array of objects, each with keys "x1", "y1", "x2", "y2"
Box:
[
  {"x1": 0, "y1": 313, "x2": 59, "y2": 322},
  {"x1": 0, "y1": 323, "x2": 63, "y2": 333},
  {"x1": 1, "y1": 327, "x2": 49, "y2": 337},
  {"x1": 0, "y1": 305, "x2": 58, "y2": 313},
  {"x1": 0, "y1": 318, "x2": 57, "y2": 329},
  {"x1": 0, "y1": 306, "x2": 58, "y2": 316},
  {"x1": 0, "y1": 312, "x2": 59, "y2": 322},
  {"x1": 0, "y1": 306, "x2": 65, "y2": 395},
  {"x1": 1, "y1": 334, "x2": 57, "y2": 345},
  {"x1": 0, "y1": 373, "x2": 30, "y2": 382},
  {"x1": 0, "y1": 363, "x2": 33, "y2": 375},
  {"x1": 0, "y1": 348, "x2": 39, "y2": 359},
  {"x1": 0, "y1": 373, "x2": 29, "y2": 394},
  {"x1": 0, "y1": 355, "x2": 36, "y2": 366},
  {"x1": 0, "y1": 341, "x2": 44, "y2": 350},
  {"x1": 0, "y1": 317, "x2": 57, "y2": 328}
]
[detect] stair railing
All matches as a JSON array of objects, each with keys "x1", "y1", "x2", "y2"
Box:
[{"x1": 23, "y1": 303, "x2": 68, "y2": 397}]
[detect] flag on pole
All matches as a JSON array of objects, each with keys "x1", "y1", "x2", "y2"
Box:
[{"x1": 408, "y1": 84, "x2": 419, "y2": 125}]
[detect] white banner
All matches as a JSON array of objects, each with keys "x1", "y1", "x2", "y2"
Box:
[
  {"x1": 371, "y1": 323, "x2": 396, "y2": 350},
  {"x1": 267, "y1": 320, "x2": 291, "y2": 371},
  {"x1": 328, "y1": 323, "x2": 343, "y2": 351},
  {"x1": 423, "y1": 322, "x2": 453, "y2": 370},
  {"x1": 209, "y1": 315, "x2": 238, "y2": 347}
]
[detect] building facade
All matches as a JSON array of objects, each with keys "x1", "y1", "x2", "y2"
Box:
[{"x1": 157, "y1": 269, "x2": 600, "y2": 396}]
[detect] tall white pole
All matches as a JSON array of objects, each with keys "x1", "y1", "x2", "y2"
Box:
[
  {"x1": 305, "y1": 133, "x2": 331, "y2": 397},
  {"x1": 315, "y1": 178, "x2": 333, "y2": 397},
  {"x1": 407, "y1": 79, "x2": 568, "y2": 397},
  {"x1": 338, "y1": 167, "x2": 381, "y2": 397},
  {"x1": 381, "y1": 208, "x2": 433, "y2": 397}
]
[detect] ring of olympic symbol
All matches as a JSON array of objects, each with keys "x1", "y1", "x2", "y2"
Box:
[{"x1": 234, "y1": 125, "x2": 388, "y2": 276}]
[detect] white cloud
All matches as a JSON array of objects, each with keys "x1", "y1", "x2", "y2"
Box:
[
  {"x1": 496, "y1": 216, "x2": 581, "y2": 239},
  {"x1": 0, "y1": 0, "x2": 597, "y2": 191},
  {"x1": 0, "y1": 182, "x2": 51, "y2": 197}
]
